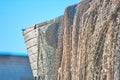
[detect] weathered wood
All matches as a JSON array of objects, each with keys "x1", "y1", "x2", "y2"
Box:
[{"x1": 23, "y1": 0, "x2": 120, "y2": 80}]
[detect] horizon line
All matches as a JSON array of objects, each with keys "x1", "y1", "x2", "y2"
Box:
[{"x1": 0, "y1": 51, "x2": 28, "y2": 57}]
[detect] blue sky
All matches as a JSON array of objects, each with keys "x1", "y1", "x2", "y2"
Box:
[{"x1": 0, "y1": 0, "x2": 81, "y2": 55}]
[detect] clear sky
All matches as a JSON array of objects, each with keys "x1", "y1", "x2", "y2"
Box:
[{"x1": 0, "y1": 0, "x2": 81, "y2": 55}]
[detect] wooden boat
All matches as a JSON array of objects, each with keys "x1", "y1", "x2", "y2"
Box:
[{"x1": 23, "y1": 16, "x2": 63, "y2": 80}]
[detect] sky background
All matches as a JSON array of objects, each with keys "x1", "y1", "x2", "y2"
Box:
[{"x1": 0, "y1": 0, "x2": 81, "y2": 56}]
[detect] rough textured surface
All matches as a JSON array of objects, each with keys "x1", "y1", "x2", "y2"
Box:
[
  {"x1": 23, "y1": 0, "x2": 120, "y2": 80},
  {"x1": 23, "y1": 16, "x2": 63, "y2": 80}
]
